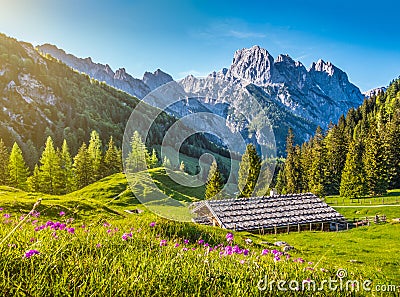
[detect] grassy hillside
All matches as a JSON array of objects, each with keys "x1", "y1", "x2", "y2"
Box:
[{"x1": 0, "y1": 172, "x2": 399, "y2": 295}]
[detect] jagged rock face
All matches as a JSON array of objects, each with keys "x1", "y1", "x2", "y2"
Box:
[
  {"x1": 178, "y1": 46, "x2": 364, "y2": 152},
  {"x1": 226, "y1": 45, "x2": 277, "y2": 84},
  {"x1": 38, "y1": 44, "x2": 365, "y2": 154},
  {"x1": 37, "y1": 44, "x2": 173, "y2": 99},
  {"x1": 143, "y1": 69, "x2": 174, "y2": 91}
]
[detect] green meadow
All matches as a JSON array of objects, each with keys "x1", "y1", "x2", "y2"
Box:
[{"x1": 0, "y1": 172, "x2": 399, "y2": 296}]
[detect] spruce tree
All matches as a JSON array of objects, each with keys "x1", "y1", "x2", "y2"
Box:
[
  {"x1": 363, "y1": 123, "x2": 388, "y2": 196},
  {"x1": 8, "y1": 142, "x2": 29, "y2": 190},
  {"x1": 308, "y1": 126, "x2": 327, "y2": 197},
  {"x1": 340, "y1": 140, "x2": 367, "y2": 199},
  {"x1": 73, "y1": 143, "x2": 92, "y2": 189},
  {"x1": 88, "y1": 131, "x2": 103, "y2": 181},
  {"x1": 205, "y1": 160, "x2": 223, "y2": 199},
  {"x1": 103, "y1": 136, "x2": 122, "y2": 176},
  {"x1": 162, "y1": 156, "x2": 171, "y2": 169},
  {"x1": 324, "y1": 124, "x2": 348, "y2": 195},
  {"x1": 27, "y1": 165, "x2": 41, "y2": 192},
  {"x1": 282, "y1": 128, "x2": 301, "y2": 193},
  {"x1": 39, "y1": 136, "x2": 62, "y2": 194},
  {"x1": 60, "y1": 140, "x2": 74, "y2": 193},
  {"x1": 149, "y1": 148, "x2": 159, "y2": 169},
  {"x1": 386, "y1": 113, "x2": 400, "y2": 188},
  {"x1": 125, "y1": 131, "x2": 149, "y2": 173},
  {"x1": 179, "y1": 161, "x2": 185, "y2": 172},
  {"x1": 238, "y1": 144, "x2": 261, "y2": 197},
  {"x1": 0, "y1": 139, "x2": 9, "y2": 185}
]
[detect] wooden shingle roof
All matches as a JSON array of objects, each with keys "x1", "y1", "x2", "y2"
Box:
[{"x1": 191, "y1": 193, "x2": 346, "y2": 231}]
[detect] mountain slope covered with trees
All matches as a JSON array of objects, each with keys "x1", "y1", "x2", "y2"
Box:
[{"x1": 276, "y1": 77, "x2": 400, "y2": 197}]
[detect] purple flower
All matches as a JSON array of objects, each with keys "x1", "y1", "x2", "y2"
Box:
[
  {"x1": 184, "y1": 239, "x2": 189, "y2": 245},
  {"x1": 106, "y1": 229, "x2": 112, "y2": 234},
  {"x1": 261, "y1": 249, "x2": 269, "y2": 255},
  {"x1": 103, "y1": 222, "x2": 110, "y2": 227},
  {"x1": 182, "y1": 248, "x2": 188, "y2": 251},
  {"x1": 174, "y1": 243, "x2": 180, "y2": 248},
  {"x1": 239, "y1": 260, "x2": 246, "y2": 264},
  {"x1": 59, "y1": 211, "x2": 65, "y2": 216},
  {"x1": 24, "y1": 249, "x2": 40, "y2": 259},
  {"x1": 198, "y1": 239, "x2": 204, "y2": 245},
  {"x1": 160, "y1": 239, "x2": 167, "y2": 246},
  {"x1": 243, "y1": 249, "x2": 249, "y2": 256},
  {"x1": 122, "y1": 233, "x2": 133, "y2": 241},
  {"x1": 204, "y1": 243, "x2": 209, "y2": 247},
  {"x1": 191, "y1": 247, "x2": 196, "y2": 251},
  {"x1": 225, "y1": 245, "x2": 233, "y2": 255},
  {"x1": 67, "y1": 227, "x2": 75, "y2": 234},
  {"x1": 29, "y1": 238, "x2": 36, "y2": 243},
  {"x1": 149, "y1": 222, "x2": 156, "y2": 227},
  {"x1": 96, "y1": 243, "x2": 102, "y2": 248},
  {"x1": 226, "y1": 233, "x2": 234, "y2": 242},
  {"x1": 232, "y1": 245, "x2": 241, "y2": 254},
  {"x1": 0, "y1": 208, "x2": 3, "y2": 211},
  {"x1": 274, "y1": 256, "x2": 281, "y2": 262},
  {"x1": 3, "y1": 213, "x2": 10, "y2": 218},
  {"x1": 30, "y1": 210, "x2": 40, "y2": 217}
]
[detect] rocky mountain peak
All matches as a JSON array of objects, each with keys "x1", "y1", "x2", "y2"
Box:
[
  {"x1": 104, "y1": 64, "x2": 114, "y2": 75},
  {"x1": 142, "y1": 68, "x2": 173, "y2": 91},
  {"x1": 114, "y1": 68, "x2": 127, "y2": 80},
  {"x1": 310, "y1": 59, "x2": 338, "y2": 76},
  {"x1": 228, "y1": 45, "x2": 275, "y2": 84}
]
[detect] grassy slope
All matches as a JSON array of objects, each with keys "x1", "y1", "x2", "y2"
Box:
[{"x1": 0, "y1": 172, "x2": 400, "y2": 292}]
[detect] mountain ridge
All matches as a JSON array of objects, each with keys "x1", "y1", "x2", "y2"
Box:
[{"x1": 38, "y1": 43, "x2": 366, "y2": 154}]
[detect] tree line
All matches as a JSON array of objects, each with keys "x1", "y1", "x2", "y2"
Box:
[
  {"x1": 275, "y1": 77, "x2": 400, "y2": 198},
  {"x1": 0, "y1": 131, "x2": 123, "y2": 194}
]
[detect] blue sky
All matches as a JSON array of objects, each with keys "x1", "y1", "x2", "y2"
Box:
[{"x1": 0, "y1": 0, "x2": 399, "y2": 91}]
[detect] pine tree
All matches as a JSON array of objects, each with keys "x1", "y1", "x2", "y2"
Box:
[
  {"x1": 205, "y1": 160, "x2": 223, "y2": 199},
  {"x1": 363, "y1": 123, "x2": 388, "y2": 196},
  {"x1": 149, "y1": 148, "x2": 159, "y2": 169},
  {"x1": 340, "y1": 140, "x2": 367, "y2": 199},
  {"x1": 162, "y1": 156, "x2": 171, "y2": 168},
  {"x1": 308, "y1": 126, "x2": 327, "y2": 197},
  {"x1": 179, "y1": 161, "x2": 185, "y2": 172},
  {"x1": 125, "y1": 131, "x2": 149, "y2": 173},
  {"x1": 39, "y1": 136, "x2": 62, "y2": 194},
  {"x1": 73, "y1": 143, "x2": 92, "y2": 189},
  {"x1": 386, "y1": 113, "x2": 400, "y2": 188},
  {"x1": 0, "y1": 139, "x2": 9, "y2": 185},
  {"x1": 8, "y1": 142, "x2": 29, "y2": 190},
  {"x1": 324, "y1": 124, "x2": 348, "y2": 195},
  {"x1": 103, "y1": 136, "x2": 122, "y2": 176},
  {"x1": 88, "y1": 131, "x2": 102, "y2": 181},
  {"x1": 282, "y1": 128, "x2": 302, "y2": 193},
  {"x1": 59, "y1": 140, "x2": 74, "y2": 193},
  {"x1": 238, "y1": 144, "x2": 261, "y2": 197},
  {"x1": 275, "y1": 167, "x2": 286, "y2": 194},
  {"x1": 27, "y1": 165, "x2": 41, "y2": 192}
]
